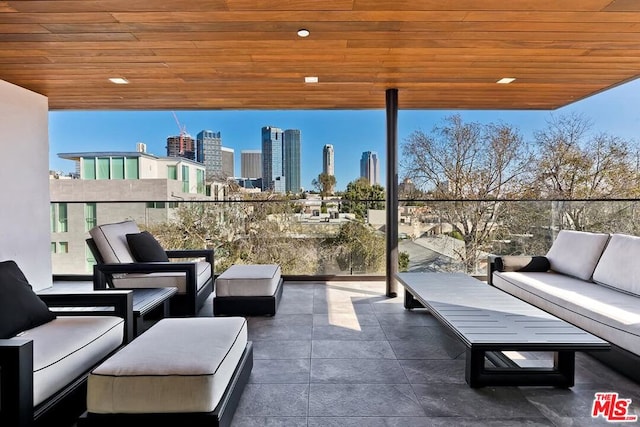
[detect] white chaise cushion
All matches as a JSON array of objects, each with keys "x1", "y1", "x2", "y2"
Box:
[
  {"x1": 545, "y1": 230, "x2": 609, "y2": 281},
  {"x1": 593, "y1": 233, "x2": 640, "y2": 296},
  {"x1": 9, "y1": 316, "x2": 124, "y2": 406},
  {"x1": 89, "y1": 220, "x2": 140, "y2": 264},
  {"x1": 87, "y1": 317, "x2": 248, "y2": 414},
  {"x1": 215, "y1": 264, "x2": 281, "y2": 297}
]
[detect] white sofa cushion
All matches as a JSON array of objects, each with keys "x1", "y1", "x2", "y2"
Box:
[
  {"x1": 87, "y1": 317, "x2": 248, "y2": 414},
  {"x1": 89, "y1": 220, "x2": 140, "y2": 264},
  {"x1": 215, "y1": 264, "x2": 281, "y2": 297},
  {"x1": 593, "y1": 233, "x2": 640, "y2": 296},
  {"x1": 9, "y1": 316, "x2": 124, "y2": 406},
  {"x1": 545, "y1": 230, "x2": 609, "y2": 281},
  {"x1": 493, "y1": 271, "x2": 640, "y2": 356}
]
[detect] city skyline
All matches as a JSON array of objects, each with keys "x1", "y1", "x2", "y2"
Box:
[{"x1": 49, "y1": 78, "x2": 640, "y2": 192}]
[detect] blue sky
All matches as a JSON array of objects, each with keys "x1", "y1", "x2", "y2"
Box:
[{"x1": 49, "y1": 79, "x2": 640, "y2": 192}]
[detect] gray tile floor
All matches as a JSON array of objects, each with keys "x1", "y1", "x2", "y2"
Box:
[
  {"x1": 53, "y1": 279, "x2": 640, "y2": 426},
  {"x1": 217, "y1": 281, "x2": 640, "y2": 427}
]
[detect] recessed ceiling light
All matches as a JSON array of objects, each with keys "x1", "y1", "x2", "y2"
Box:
[
  {"x1": 109, "y1": 77, "x2": 129, "y2": 84},
  {"x1": 497, "y1": 77, "x2": 516, "y2": 84},
  {"x1": 304, "y1": 76, "x2": 319, "y2": 83},
  {"x1": 297, "y1": 29, "x2": 310, "y2": 38}
]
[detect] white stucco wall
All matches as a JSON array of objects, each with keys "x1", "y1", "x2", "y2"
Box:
[{"x1": 0, "y1": 80, "x2": 52, "y2": 290}]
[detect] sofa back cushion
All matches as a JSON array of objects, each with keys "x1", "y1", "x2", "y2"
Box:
[
  {"x1": 89, "y1": 220, "x2": 140, "y2": 264},
  {"x1": 593, "y1": 233, "x2": 640, "y2": 296},
  {"x1": 0, "y1": 260, "x2": 56, "y2": 339},
  {"x1": 545, "y1": 230, "x2": 610, "y2": 281}
]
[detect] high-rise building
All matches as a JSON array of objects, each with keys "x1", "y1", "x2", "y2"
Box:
[
  {"x1": 323, "y1": 144, "x2": 334, "y2": 176},
  {"x1": 261, "y1": 126, "x2": 285, "y2": 192},
  {"x1": 283, "y1": 129, "x2": 301, "y2": 193},
  {"x1": 241, "y1": 150, "x2": 262, "y2": 178},
  {"x1": 166, "y1": 135, "x2": 196, "y2": 161},
  {"x1": 221, "y1": 147, "x2": 234, "y2": 178},
  {"x1": 360, "y1": 151, "x2": 380, "y2": 186},
  {"x1": 196, "y1": 130, "x2": 222, "y2": 180}
]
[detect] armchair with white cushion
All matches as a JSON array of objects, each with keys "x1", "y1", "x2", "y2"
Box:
[{"x1": 88, "y1": 220, "x2": 214, "y2": 317}]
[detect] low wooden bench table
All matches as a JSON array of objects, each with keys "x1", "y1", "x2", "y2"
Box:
[{"x1": 396, "y1": 272, "x2": 610, "y2": 388}]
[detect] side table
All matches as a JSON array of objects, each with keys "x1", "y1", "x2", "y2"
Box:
[{"x1": 131, "y1": 287, "x2": 177, "y2": 337}]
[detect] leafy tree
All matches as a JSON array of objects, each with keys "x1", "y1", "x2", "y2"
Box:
[
  {"x1": 146, "y1": 200, "x2": 320, "y2": 275},
  {"x1": 398, "y1": 251, "x2": 410, "y2": 272},
  {"x1": 340, "y1": 177, "x2": 385, "y2": 220},
  {"x1": 531, "y1": 113, "x2": 640, "y2": 232},
  {"x1": 312, "y1": 172, "x2": 337, "y2": 199},
  {"x1": 401, "y1": 114, "x2": 532, "y2": 273},
  {"x1": 329, "y1": 221, "x2": 385, "y2": 273}
]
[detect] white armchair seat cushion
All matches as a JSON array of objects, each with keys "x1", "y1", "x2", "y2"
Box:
[
  {"x1": 215, "y1": 264, "x2": 282, "y2": 297},
  {"x1": 112, "y1": 261, "x2": 212, "y2": 294},
  {"x1": 87, "y1": 317, "x2": 248, "y2": 414},
  {"x1": 9, "y1": 316, "x2": 124, "y2": 406},
  {"x1": 545, "y1": 230, "x2": 609, "y2": 280}
]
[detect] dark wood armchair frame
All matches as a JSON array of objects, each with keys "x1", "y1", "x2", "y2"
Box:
[
  {"x1": 88, "y1": 238, "x2": 214, "y2": 317},
  {"x1": 0, "y1": 290, "x2": 133, "y2": 427}
]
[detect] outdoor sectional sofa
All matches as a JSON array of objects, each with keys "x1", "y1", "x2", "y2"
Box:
[{"x1": 488, "y1": 230, "x2": 640, "y2": 383}]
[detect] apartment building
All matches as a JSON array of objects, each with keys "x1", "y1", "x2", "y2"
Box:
[{"x1": 50, "y1": 151, "x2": 220, "y2": 274}]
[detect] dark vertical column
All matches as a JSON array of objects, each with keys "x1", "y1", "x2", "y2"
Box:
[{"x1": 386, "y1": 88, "x2": 399, "y2": 298}]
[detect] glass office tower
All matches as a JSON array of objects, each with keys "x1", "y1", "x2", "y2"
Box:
[
  {"x1": 360, "y1": 151, "x2": 380, "y2": 186},
  {"x1": 261, "y1": 126, "x2": 284, "y2": 192},
  {"x1": 284, "y1": 129, "x2": 301, "y2": 193}
]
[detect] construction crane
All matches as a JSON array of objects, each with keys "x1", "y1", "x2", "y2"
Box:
[{"x1": 172, "y1": 111, "x2": 187, "y2": 155}]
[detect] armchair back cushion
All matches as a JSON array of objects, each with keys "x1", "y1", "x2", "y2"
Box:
[
  {"x1": 0, "y1": 260, "x2": 56, "y2": 339},
  {"x1": 89, "y1": 220, "x2": 140, "y2": 264},
  {"x1": 545, "y1": 230, "x2": 609, "y2": 281},
  {"x1": 593, "y1": 233, "x2": 640, "y2": 296}
]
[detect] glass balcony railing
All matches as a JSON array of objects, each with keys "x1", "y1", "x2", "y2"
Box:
[{"x1": 50, "y1": 198, "x2": 640, "y2": 278}]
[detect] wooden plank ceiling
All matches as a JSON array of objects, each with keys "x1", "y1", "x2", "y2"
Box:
[{"x1": 1, "y1": 0, "x2": 639, "y2": 110}]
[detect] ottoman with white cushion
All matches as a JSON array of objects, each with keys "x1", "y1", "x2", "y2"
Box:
[
  {"x1": 78, "y1": 317, "x2": 252, "y2": 427},
  {"x1": 214, "y1": 264, "x2": 283, "y2": 316}
]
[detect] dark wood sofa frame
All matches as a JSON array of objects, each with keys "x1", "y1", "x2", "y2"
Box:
[
  {"x1": 0, "y1": 291, "x2": 133, "y2": 427},
  {"x1": 87, "y1": 238, "x2": 214, "y2": 317}
]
